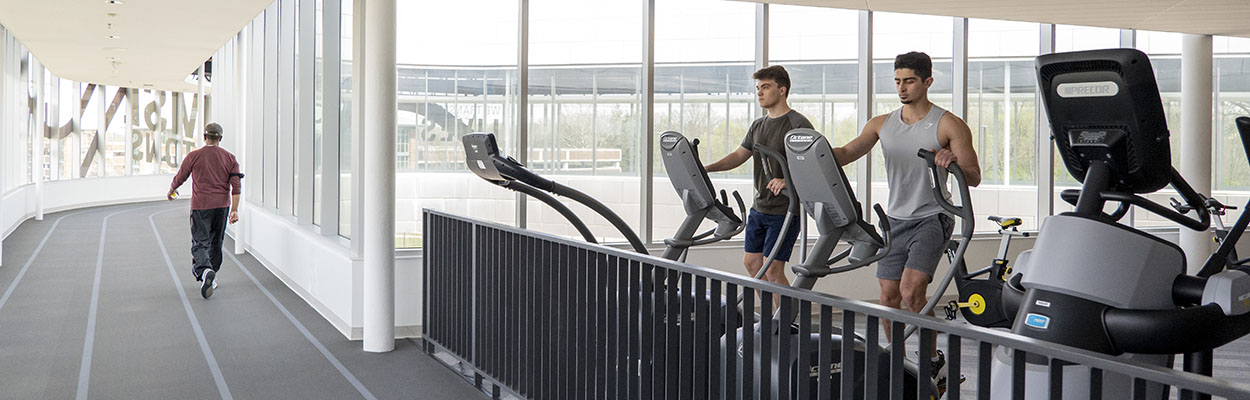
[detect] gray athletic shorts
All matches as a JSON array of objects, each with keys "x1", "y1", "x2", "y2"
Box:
[{"x1": 876, "y1": 213, "x2": 955, "y2": 281}]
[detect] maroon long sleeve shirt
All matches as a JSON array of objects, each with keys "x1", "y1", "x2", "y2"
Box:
[{"x1": 170, "y1": 145, "x2": 242, "y2": 211}]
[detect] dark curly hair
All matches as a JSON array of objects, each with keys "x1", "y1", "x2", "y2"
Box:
[
  {"x1": 752, "y1": 65, "x2": 792, "y2": 97},
  {"x1": 894, "y1": 51, "x2": 932, "y2": 80}
]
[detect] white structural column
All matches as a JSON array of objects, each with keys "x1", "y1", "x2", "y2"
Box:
[
  {"x1": 952, "y1": 18, "x2": 968, "y2": 119},
  {"x1": 34, "y1": 62, "x2": 44, "y2": 221},
  {"x1": 360, "y1": 0, "x2": 396, "y2": 353},
  {"x1": 515, "y1": 0, "x2": 529, "y2": 228},
  {"x1": 640, "y1": 0, "x2": 655, "y2": 244},
  {"x1": 1037, "y1": 24, "x2": 1055, "y2": 221},
  {"x1": 1181, "y1": 34, "x2": 1214, "y2": 273},
  {"x1": 754, "y1": 3, "x2": 768, "y2": 71},
  {"x1": 855, "y1": 10, "x2": 873, "y2": 219}
]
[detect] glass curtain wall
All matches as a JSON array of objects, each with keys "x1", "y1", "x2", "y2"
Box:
[
  {"x1": 0, "y1": 24, "x2": 200, "y2": 193},
  {"x1": 180, "y1": 0, "x2": 1250, "y2": 253}
]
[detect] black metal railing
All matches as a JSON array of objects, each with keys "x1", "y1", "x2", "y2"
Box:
[{"x1": 422, "y1": 210, "x2": 1250, "y2": 400}]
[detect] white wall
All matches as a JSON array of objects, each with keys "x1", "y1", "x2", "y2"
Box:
[
  {"x1": 235, "y1": 203, "x2": 423, "y2": 340},
  {"x1": 2, "y1": 175, "x2": 173, "y2": 239}
]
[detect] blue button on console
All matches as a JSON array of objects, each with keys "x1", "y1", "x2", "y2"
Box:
[{"x1": 1024, "y1": 313, "x2": 1051, "y2": 330}]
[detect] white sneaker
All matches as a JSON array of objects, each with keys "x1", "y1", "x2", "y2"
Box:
[{"x1": 201, "y1": 270, "x2": 217, "y2": 299}]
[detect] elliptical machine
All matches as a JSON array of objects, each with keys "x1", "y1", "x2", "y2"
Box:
[
  {"x1": 719, "y1": 127, "x2": 937, "y2": 399},
  {"x1": 985, "y1": 48, "x2": 1250, "y2": 399},
  {"x1": 461, "y1": 132, "x2": 649, "y2": 254},
  {"x1": 657, "y1": 131, "x2": 750, "y2": 262}
]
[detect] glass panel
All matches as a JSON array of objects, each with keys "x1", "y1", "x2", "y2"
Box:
[
  {"x1": 1135, "y1": 31, "x2": 1183, "y2": 228},
  {"x1": 871, "y1": 12, "x2": 954, "y2": 215},
  {"x1": 160, "y1": 90, "x2": 177, "y2": 174},
  {"x1": 1214, "y1": 36, "x2": 1250, "y2": 226},
  {"x1": 103, "y1": 86, "x2": 127, "y2": 177},
  {"x1": 81, "y1": 83, "x2": 102, "y2": 177},
  {"x1": 395, "y1": 0, "x2": 519, "y2": 248},
  {"x1": 968, "y1": 19, "x2": 1039, "y2": 231},
  {"x1": 339, "y1": 0, "x2": 353, "y2": 238},
  {"x1": 1055, "y1": 24, "x2": 1120, "y2": 52},
  {"x1": 764, "y1": 5, "x2": 860, "y2": 239},
  {"x1": 651, "y1": 0, "x2": 754, "y2": 243},
  {"x1": 293, "y1": 0, "x2": 301, "y2": 218},
  {"x1": 527, "y1": 0, "x2": 640, "y2": 244},
  {"x1": 131, "y1": 89, "x2": 155, "y2": 175},
  {"x1": 314, "y1": 0, "x2": 324, "y2": 226},
  {"x1": 57, "y1": 77, "x2": 73, "y2": 180}
]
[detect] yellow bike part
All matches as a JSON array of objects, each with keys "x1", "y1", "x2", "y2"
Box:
[{"x1": 954, "y1": 294, "x2": 988, "y2": 315}]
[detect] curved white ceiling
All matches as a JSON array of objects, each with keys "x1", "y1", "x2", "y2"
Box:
[{"x1": 0, "y1": 0, "x2": 271, "y2": 93}]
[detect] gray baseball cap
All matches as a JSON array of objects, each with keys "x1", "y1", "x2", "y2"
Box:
[{"x1": 205, "y1": 122, "x2": 223, "y2": 136}]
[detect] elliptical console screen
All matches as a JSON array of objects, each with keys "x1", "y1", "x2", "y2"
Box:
[{"x1": 463, "y1": 133, "x2": 506, "y2": 182}]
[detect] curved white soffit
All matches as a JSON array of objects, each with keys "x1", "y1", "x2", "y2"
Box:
[{"x1": 0, "y1": 0, "x2": 272, "y2": 93}]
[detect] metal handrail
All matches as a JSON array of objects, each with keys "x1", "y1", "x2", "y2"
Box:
[{"x1": 423, "y1": 209, "x2": 1250, "y2": 398}]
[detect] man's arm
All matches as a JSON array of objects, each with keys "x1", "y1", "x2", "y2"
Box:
[
  {"x1": 228, "y1": 157, "x2": 242, "y2": 223},
  {"x1": 704, "y1": 146, "x2": 752, "y2": 173},
  {"x1": 168, "y1": 153, "x2": 194, "y2": 200},
  {"x1": 936, "y1": 113, "x2": 983, "y2": 187},
  {"x1": 831, "y1": 115, "x2": 884, "y2": 166},
  {"x1": 229, "y1": 194, "x2": 240, "y2": 224}
]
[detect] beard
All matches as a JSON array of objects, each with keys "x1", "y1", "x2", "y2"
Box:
[{"x1": 900, "y1": 98, "x2": 913, "y2": 104}]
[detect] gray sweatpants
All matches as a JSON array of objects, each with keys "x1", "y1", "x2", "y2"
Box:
[{"x1": 190, "y1": 207, "x2": 229, "y2": 281}]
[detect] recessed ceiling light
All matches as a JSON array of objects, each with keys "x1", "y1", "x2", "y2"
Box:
[
  {"x1": 106, "y1": 12, "x2": 118, "y2": 17},
  {"x1": 107, "y1": 35, "x2": 121, "y2": 39},
  {"x1": 106, "y1": 0, "x2": 124, "y2": 5}
]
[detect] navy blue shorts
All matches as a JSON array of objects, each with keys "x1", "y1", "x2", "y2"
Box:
[{"x1": 744, "y1": 208, "x2": 802, "y2": 262}]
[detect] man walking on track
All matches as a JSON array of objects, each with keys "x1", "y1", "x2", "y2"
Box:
[{"x1": 168, "y1": 122, "x2": 243, "y2": 299}]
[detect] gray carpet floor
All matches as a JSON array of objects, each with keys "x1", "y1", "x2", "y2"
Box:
[{"x1": 0, "y1": 201, "x2": 484, "y2": 400}]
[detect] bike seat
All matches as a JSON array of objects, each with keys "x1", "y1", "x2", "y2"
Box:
[{"x1": 988, "y1": 216, "x2": 1022, "y2": 229}]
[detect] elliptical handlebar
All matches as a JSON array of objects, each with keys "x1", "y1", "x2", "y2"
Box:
[
  {"x1": 904, "y1": 149, "x2": 976, "y2": 340},
  {"x1": 752, "y1": 144, "x2": 800, "y2": 214},
  {"x1": 917, "y1": 149, "x2": 975, "y2": 238},
  {"x1": 463, "y1": 132, "x2": 650, "y2": 255},
  {"x1": 1061, "y1": 189, "x2": 1132, "y2": 221},
  {"x1": 673, "y1": 190, "x2": 748, "y2": 247}
]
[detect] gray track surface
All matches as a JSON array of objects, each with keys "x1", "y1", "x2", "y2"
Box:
[{"x1": 0, "y1": 202, "x2": 484, "y2": 400}]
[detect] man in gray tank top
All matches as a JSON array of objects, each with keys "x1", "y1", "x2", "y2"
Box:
[
  {"x1": 831, "y1": 52, "x2": 982, "y2": 391},
  {"x1": 705, "y1": 65, "x2": 813, "y2": 294}
]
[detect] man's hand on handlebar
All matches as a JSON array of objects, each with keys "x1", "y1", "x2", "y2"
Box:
[
  {"x1": 933, "y1": 148, "x2": 959, "y2": 169},
  {"x1": 767, "y1": 178, "x2": 786, "y2": 195}
]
